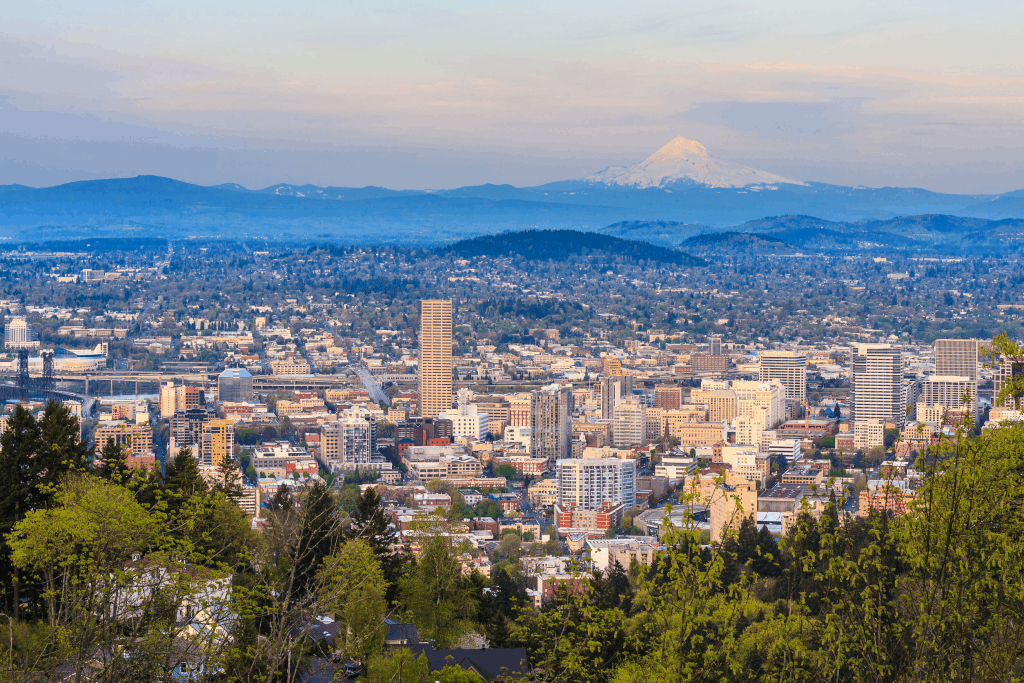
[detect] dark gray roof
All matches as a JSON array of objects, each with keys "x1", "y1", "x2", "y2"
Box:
[{"x1": 410, "y1": 645, "x2": 529, "y2": 680}]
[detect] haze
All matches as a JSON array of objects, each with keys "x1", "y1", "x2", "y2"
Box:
[{"x1": 3, "y1": 0, "x2": 1024, "y2": 192}]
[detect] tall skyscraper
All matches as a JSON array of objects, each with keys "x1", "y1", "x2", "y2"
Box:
[
  {"x1": 599, "y1": 375, "x2": 632, "y2": 420},
  {"x1": 530, "y1": 384, "x2": 572, "y2": 463},
  {"x1": 852, "y1": 344, "x2": 904, "y2": 441},
  {"x1": 759, "y1": 351, "x2": 807, "y2": 403},
  {"x1": 918, "y1": 375, "x2": 977, "y2": 423},
  {"x1": 934, "y1": 339, "x2": 978, "y2": 381},
  {"x1": 418, "y1": 299, "x2": 453, "y2": 418}
]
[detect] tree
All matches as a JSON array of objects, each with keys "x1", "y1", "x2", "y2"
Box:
[
  {"x1": 400, "y1": 516, "x2": 479, "y2": 647},
  {"x1": 292, "y1": 480, "x2": 340, "y2": 603},
  {"x1": 319, "y1": 539, "x2": 388, "y2": 662},
  {"x1": 495, "y1": 463, "x2": 518, "y2": 480},
  {"x1": 346, "y1": 487, "x2": 403, "y2": 598}
]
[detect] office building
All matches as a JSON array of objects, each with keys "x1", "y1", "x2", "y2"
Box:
[
  {"x1": 556, "y1": 457, "x2": 636, "y2": 510},
  {"x1": 440, "y1": 388, "x2": 490, "y2": 442},
  {"x1": 917, "y1": 375, "x2": 977, "y2": 424},
  {"x1": 654, "y1": 385, "x2": 683, "y2": 410},
  {"x1": 323, "y1": 412, "x2": 374, "y2": 471},
  {"x1": 508, "y1": 394, "x2": 532, "y2": 427},
  {"x1": 612, "y1": 399, "x2": 646, "y2": 447},
  {"x1": 4, "y1": 317, "x2": 38, "y2": 350},
  {"x1": 934, "y1": 339, "x2": 978, "y2": 381},
  {"x1": 852, "y1": 344, "x2": 904, "y2": 444},
  {"x1": 758, "y1": 351, "x2": 807, "y2": 403},
  {"x1": 160, "y1": 382, "x2": 184, "y2": 419},
  {"x1": 203, "y1": 419, "x2": 235, "y2": 466},
  {"x1": 733, "y1": 379, "x2": 786, "y2": 428},
  {"x1": 94, "y1": 422, "x2": 153, "y2": 457},
  {"x1": 530, "y1": 384, "x2": 572, "y2": 463},
  {"x1": 599, "y1": 375, "x2": 632, "y2": 420},
  {"x1": 708, "y1": 335, "x2": 722, "y2": 356},
  {"x1": 218, "y1": 367, "x2": 253, "y2": 403},
  {"x1": 418, "y1": 299, "x2": 453, "y2": 418},
  {"x1": 994, "y1": 358, "x2": 1024, "y2": 408}
]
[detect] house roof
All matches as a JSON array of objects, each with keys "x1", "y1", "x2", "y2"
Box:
[{"x1": 410, "y1": 645, "x2": 529, "y2": 680}]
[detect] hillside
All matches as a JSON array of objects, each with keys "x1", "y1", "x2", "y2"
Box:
[{"x1": 441, "y1": 230, "x2": 707, "y2": 266}]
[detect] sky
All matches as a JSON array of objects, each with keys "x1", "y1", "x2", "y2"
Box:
[{"x1": 3, "y1": 0, "x2": 1024, "y2": 192}]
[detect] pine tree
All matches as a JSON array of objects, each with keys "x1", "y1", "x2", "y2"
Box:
[
  {"x1": 0, "y1": 406, "x2": 41, "y2": 617},
  {"x1": 292, "y1": 480, "x2": 339, "y2": 602},
  {"x1": 163, "y1": 448, "x2": 208, "y2": 501},
  {"x1": 97, "y1": 437, "x2": 131, "y2": 485},
  {"x1": 36, "y1": 400, "x2": 90, "y2": 496},
  {"x1": 347, "y1": 487, "x2": 402, "y2": 594}
]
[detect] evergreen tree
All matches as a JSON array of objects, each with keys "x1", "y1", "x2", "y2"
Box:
[
  {"x1": 292, "y1": 480, "x2": 339, "y2": 602},
  {"x1": 347, "y1": 487, "x2": 403, "y2": 600},
  {"x1": 0, "y1": 406, "x2": 41, "y2": 617},
  {"x1": 162, "y1": 448, "x2": 208, "y2": 500},
  {"x1": 35, "y1": 400, "x2": 90, "y2": 495},
  {"x1": 97, "y1": 437, "x2": 131, "y2": 485},
  {"x1": 212, "y1": 452, "x2": 244, "y2": 502}
]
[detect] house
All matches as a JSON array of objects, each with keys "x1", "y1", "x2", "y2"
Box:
[{"x1": 409, "y1": 644, "x2": 529, "y2": 681}]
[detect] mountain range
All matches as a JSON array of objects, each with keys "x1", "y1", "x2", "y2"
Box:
[{"x1": 2, "y1": 136, "x2": 1024, "y2": 251}]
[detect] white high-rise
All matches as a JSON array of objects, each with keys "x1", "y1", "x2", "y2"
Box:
[
  {"x1": 322, "y1": 411, "x2": 374, "y2": 472},
  {"x1": 4, "y1": 318, "x2": 37, "y2": 350},
  {"x1": 440, "y1": 388, "x2": 490, "y2": 442},
  {"x1": 612, "y1": 399, "x2": 646, "y2": 447},
  {"x1": 557, "y1": 458, "x2": 636, "y2": 510},
  {"x1": 759, "y1": 351, "x2": 807, "y2": 403},
  {"x1": 918, "y1": 375, "x2": 977, "y2": 423}
]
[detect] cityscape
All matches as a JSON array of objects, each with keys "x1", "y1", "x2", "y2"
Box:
[{"x1": 3, "y1": 1, "x2": 1024, "y2": 681}]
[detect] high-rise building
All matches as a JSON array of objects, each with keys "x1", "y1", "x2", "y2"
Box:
[
  {"x1": 708, "y1": 335, "x2": 722, "y2": 356},
  {"x1": 654, "y1": 385, "x2": 683, "y2": 410},
  {"x1": 918, "y1": 375, "x2": 977, "y2": 423},
  {"x1": 530, "y1": 384, "x2": 572, "y2": 463},
  {"x1": 599, "y1": 375, "x2": 632, "y2": 420},
  {"x1": 508, "y1": 394, "x2": 532, "y2": 427},
  {"x1": 556, "y1": 457, "x2": 636, "y2": 510},
  {"x1": 203, "y1": 419, "x2": 235, "y2": 466},
  {"x1": 758, "y1": 351, "x2": 807, "y2": 403},
  {"x1": 602, "y1": 357, "x2": 622, "y2": 376},
  {"x1": 218, "y1": 367, "x2": 253, "y2": 403},
  {"x1": 994, "y1": 358, "x2": 1024, "y2": 408},
  {"x1": 418, "y1": 299, "x2": 453, "y2": 418},
  {"x1": 323, "y1": 412, "x2": 374, "y2": 471},
  {"x1": 160, "y1": 382, "x2": 182, "y2": 419},
  {"x1": 852, "y1": 344, "x2": 904, "y2": 444},
  {"x1": 613, "y1": 399, "x2": 646, "y2": 447},
  {"x1": 439, "y1": 388, "x2": 490, "y2": 442},
  {"x1": 934, "y1": 339, "x2": 978, "y2": 381},
  {"x1": 3, "y1": 317, "x2": 37, "y2": 349}
]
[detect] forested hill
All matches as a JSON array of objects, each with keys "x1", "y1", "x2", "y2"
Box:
[{"x1": 441, "y1": 229, "x2": 707, "y2": 266}]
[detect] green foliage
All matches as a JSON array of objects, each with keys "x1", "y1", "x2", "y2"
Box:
[
  {"x1": 442, "y1": 230, "x2": 706, "y2": 267},
  {"x1": 400, "y1": 516, "x2": 479, "y2": 647},
  {"x1": 494, "y1": 463, "x2": 519, "y2": 480}
]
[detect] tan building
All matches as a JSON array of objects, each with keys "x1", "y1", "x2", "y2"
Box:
[
  {"x1": 94, "y1": 422, "x2": 153, "y2": 457},
  {"x1": 418, "y1": 300, "x2": 453, "y2": 418},
  {"x1": 270, "y1": 358, "x2": 312, "y2": 375},
  {"x1": 508, "y1": 393, "x2": 532, "y2": 427},
  {"x1": 690, "y1": 388, "x2": 738, "y2": 422},
  {"x1": 666, "y1": 421, "x2": 727, "y2": 447},
  {"x1": 709, "y1": 475, "x2": 758, "y2": 544}
]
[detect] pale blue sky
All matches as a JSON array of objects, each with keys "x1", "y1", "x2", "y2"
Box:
[{"x1": 3, "y1": 1, "x2": 1024, "y2": 191}]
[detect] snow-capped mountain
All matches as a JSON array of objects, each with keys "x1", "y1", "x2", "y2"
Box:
[{"x1": 585, "y1": 136, "x2": 805, "y2": 189}]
